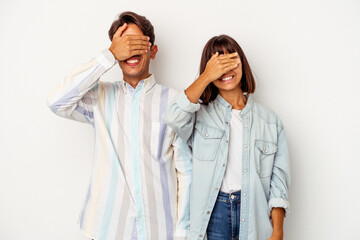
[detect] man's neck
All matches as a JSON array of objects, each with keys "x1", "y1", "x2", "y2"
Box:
[{"x1": 123, "y1": 73, "x2": 151, "y2": 89}]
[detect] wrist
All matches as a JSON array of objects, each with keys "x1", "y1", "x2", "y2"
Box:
[
  {"x1": 272, "y1": 229, "x2": 284, "y2": 236},
  {"x1": 199, "y1": 72, "x2": 213, "y2": 85}
]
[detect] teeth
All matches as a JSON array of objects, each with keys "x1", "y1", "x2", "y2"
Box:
[
  {"x1": 221, "y1": 76, "x2": 233, "y2": 81},
  {"x1": 127, "y1": 59, "x2": 140, "y2": 64}
]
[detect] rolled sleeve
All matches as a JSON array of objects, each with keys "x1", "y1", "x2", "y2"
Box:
[{"x1": 269, "y1": 123, "x2": 291, "y2": 216}]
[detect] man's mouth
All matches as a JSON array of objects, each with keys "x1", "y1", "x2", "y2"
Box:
[
  {"x1": 219, "y1": 75, "x2": 235, "y2": 82},
  {"x1": 125, "y1": 56, "x2": 141, "y2": 66}
]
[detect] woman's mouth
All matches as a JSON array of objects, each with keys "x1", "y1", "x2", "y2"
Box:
[{"x1": 219, "y1": 75, "x2": 235, "y2": 83}]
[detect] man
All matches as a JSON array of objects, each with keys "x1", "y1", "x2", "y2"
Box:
[{"x1": 48, "y1": 11, "x2": 191, "y2": 240}]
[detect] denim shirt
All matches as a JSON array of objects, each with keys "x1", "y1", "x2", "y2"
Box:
[{"x1": 163, "y1": 91, "x2": 290, "y2": 240}]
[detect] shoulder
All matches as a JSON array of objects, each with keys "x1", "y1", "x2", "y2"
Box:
[
  {"x1": 252, "y1": 100, "x2": 284, "y2": 128},
  {"x1": 154, "y1": 83, "x2": 180, "y2": 100}
]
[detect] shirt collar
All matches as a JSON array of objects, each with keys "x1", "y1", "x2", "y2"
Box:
[
  {"x1": 119, "y1": 74, "x2": 156, "y2": 95},
  {"x1": 215, "y1": 93, "x2": 254, "y2": 116}
]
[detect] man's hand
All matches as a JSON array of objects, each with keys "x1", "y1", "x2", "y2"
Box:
[{"x1": 109, "y1": 23, "x2": 151, "y2": 61}]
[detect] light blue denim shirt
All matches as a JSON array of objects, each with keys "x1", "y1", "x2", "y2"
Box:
[{"x1": 163, "y1": 91, "x2": 290, "y2": 240}]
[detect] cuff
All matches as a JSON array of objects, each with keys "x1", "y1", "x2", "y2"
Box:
[
  {"x1": 174, "y1": 229, "x2": 190, "y2": 240},
  {"x1": 96, "y1": 49, "x2": 116, "y2": 70},
  {"x1": 268, "y1": 198, "x2": 290, "y2": 216},
  {"x1": 176, "y1": 91, "x2": 201, "y2": 113}
]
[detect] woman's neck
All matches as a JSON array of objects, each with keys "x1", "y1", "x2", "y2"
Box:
[{"x1": 219, "y1": 87, "x2": 247, "y2": 110}]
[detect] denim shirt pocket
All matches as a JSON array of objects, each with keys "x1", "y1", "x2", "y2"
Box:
[
  {"x1": 193, "y1": 123, "x2": 224, "y2": 161},
  {"x1": 254, "y1": 140, "x2": 278, "y2": 178}
]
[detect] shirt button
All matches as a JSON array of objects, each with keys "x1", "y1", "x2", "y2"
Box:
[
  {"x1": 226, "y1": 140, "x2": 229, "y2": 143},
  {"x1": 199, "y1": 235, "x2": 203, "y2": 238},
  {"x1": 243, "y1": 193, "x2": 247, "y2": 197},
  {"x1": 240, "y1": 112, "x2": 243, "y2": 115},
  {"x1": 243, "y1": 169, "x2": 248, "y2": 173},
  {"x1": 264, "y1": 150, "x2": 268, "y2": 153},
  {"x1": 215, "y1": 187, "x2": 219, "y2": 190},
  {"x1": 244, "y1": 145, "x2": 248, "y2": 148},
  {"x1": 205, "y1": 133, "x2": 209, "y2": 137},
  {"x1": 244, "y1": 125, "x2": 248, "y2": 128},
  {"x1": 207, "y1": 211, "x2": 210, "y2": 214},
  {"x1": 223, "y1": 164, "x2": 225, "y2": 167},
  {"x1": 226, "y1": 121, "x2": 229, "y2": 125},
  {"x1": 227, "y1": 105, "x2": 231, "y2": 109},
  {"x1": 241, "y1": 218, "x2": 245, "y2": 222}
]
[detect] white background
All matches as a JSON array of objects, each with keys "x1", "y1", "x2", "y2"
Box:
[{"x1": 1, "y1": 0, "x2": 359, "y2": 239}]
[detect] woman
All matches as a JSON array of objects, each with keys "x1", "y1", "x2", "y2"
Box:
[{"x1": 163, "y1": 35, "x2": 290, "y2": 240}]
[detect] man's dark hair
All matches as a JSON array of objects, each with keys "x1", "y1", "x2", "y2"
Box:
[{"x1": 108, "y1": 11, "x2": 155, "y2": 45}]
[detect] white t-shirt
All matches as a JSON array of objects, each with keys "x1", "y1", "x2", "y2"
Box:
[{"x1": 220, "y1": 109, "x2": 243, "y2": 193}]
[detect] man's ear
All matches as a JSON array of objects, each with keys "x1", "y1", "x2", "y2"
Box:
[{"x1": 150, "y1": 45, "x2": 158, "y2": 59}]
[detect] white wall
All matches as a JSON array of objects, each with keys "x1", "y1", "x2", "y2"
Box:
[{"x1": 1, "y1": 0, "x2": 359, "y2": 239}]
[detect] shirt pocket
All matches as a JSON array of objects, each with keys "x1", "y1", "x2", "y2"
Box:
[
  {"x1": 192, "y1": 123, "x2": 224, "y2": 161},
  {"x1": 254, "y1": 140, "x2": 278, "y2": 178}
]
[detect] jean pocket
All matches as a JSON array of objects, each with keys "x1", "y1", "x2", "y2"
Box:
[
  {"x1": 254, "y1": 140, "x2": 277, "y2": 178},
  {"x1": 193, "y1": 123, "x2": 224, "y2": 161}
]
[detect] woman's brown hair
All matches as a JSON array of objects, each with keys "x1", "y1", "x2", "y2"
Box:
[
  {"x1": 108, "y1": 11, "x2": 155, "y2": 45},
  {"x1": 200, "y1": 35, "x2": 255, "y2": 104}
]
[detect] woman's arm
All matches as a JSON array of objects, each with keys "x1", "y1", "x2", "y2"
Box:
[
  {"x1": 163, "y1": 52, "x2": 240, "y2": 142},
  {"x1": 269, "y1": 207, "x2": 285, "y2": 240},
  {"x1": 185, "y1": 52, "x2": 239, "y2": 103}
]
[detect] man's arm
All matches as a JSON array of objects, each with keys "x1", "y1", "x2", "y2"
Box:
[
  {"x1": 47, "y1": 49, "x2": 116, "y2": 124},
  {"x1": 47, "y1": 23, "x2": 150, "y2": 123}
]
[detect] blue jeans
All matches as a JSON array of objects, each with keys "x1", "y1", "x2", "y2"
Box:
[{"x1": 206, "y1": 191, "x2": 241, "y2": 240}]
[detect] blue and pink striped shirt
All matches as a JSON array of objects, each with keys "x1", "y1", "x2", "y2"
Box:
[{"x1": 47, "y1": 49, "x2": 192, "y2": 240}]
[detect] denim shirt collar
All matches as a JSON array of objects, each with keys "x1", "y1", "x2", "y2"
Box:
[{"x1": 214, "y1": 93, "x2": 254, "y2": 116}]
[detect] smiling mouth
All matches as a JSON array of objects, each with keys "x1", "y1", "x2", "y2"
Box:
[
  {"x1": 219, "y1": 75, "x2": 235, "y2": 82},
  {"x1": 125, "y1": 56, "x2": 141, "y2": 66}
]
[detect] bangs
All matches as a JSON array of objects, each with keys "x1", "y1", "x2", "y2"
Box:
[{"x1": 206, "y1": 37, "x2": 238, "y2": 59}]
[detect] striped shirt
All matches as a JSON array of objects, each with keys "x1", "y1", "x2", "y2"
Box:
[{"x1": 47, "y1": 49, "x2": 192, "y2": 240}]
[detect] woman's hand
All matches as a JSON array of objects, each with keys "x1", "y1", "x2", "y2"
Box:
[{"x1": 201, "y1": 52, "x2": 240, "y2": 83}]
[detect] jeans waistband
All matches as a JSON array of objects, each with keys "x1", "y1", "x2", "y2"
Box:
[{"x1": 217, "y1": 190, "x2": 241, "y2": 202}]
